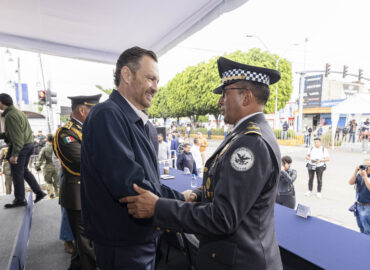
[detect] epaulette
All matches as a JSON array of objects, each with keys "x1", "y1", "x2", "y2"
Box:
[
  {"x1": 63, "y1": 121, "x2": 73, "y2": 130},
  {"x1": 244, "y1": 121, "x2": 262, "y2": 136}
]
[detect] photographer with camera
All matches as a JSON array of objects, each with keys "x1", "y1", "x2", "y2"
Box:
[
  {"x1": 348, "y1": 159, "x2": 370, "y2": 235},
  {"x1": 305, "y1": 137, "x2": 330, "y2": 198},
  {"x1": 276, "y1": 156, "x2": 297, "y2": 209}
]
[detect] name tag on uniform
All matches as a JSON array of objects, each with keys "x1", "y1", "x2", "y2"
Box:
[{"x1": 296, "y1": 203, "x2": 311, "y2": 219}]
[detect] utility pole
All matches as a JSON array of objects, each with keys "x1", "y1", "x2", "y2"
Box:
[
  {"x1": 297, "y1": 38, "x2": 308, "y2": 132},
  {"x1": 16, "y1": 58, "x2": 23, "y2": 110},
  {"x1": 297, "y1": 73, "x2": 305, "y2": 132}
]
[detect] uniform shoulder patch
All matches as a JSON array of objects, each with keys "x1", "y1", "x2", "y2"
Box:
[
  {"x1": 230, "y1": 147, "x2": 254, "y2": 172},
  {"x1": 63, "y1": 136, "x2": 75, "y2": 144}
]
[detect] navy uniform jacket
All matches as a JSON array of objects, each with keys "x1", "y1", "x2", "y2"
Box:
[
  {"x1": 154, "y1": 113, "x2": 283, "y2": 270},
  {"x1": 53, "y1": 118, "x2": 83, "y2": 210},
  {"x1": 80, "y1": 90, "x2": 183, "y2": 246}
]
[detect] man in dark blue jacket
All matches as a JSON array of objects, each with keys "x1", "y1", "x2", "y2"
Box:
[
  {"x1": 176, "y1": 143, "x2": 197, "y2": 175},
  {"x1": 81, "y1": 46, "x2": 183, "y2": 270}
]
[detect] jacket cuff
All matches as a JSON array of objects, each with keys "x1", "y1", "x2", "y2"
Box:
[{"x1": 154, "y1": 198, "x2": 183, "y2": 231}]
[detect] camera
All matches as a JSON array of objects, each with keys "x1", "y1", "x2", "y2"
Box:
[{"x1": 359, "y1": 165, "x2": 368, "y2": 170}]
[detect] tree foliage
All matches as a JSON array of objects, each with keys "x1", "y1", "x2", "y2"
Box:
[
  {"x1": 96, "y1": 84, "x2": 114, "y2": 95},
  {"x1": 148, "y1": 48, "x2": 293, "y2": 122}
]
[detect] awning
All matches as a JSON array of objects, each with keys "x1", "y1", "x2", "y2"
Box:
[
  {"x1": 0, "y1": 0, "x2": 248, "y2": 64},
  {"x1": 302, "y1": 107, "x2": 332, "y2": 114},
  {"x1": 23, "y1": 111, "x2": 45, "y2": 119}
]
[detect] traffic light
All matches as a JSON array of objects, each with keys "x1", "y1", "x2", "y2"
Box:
[
  {"x1": 325, "y1": 63, "x2": 331, "y2": 77},
  {"x1": 343, "y1": 65, "x2": 348, "y2": 78},
  {"x1": 46, "y1": 89, "x2": 57, "y2": 106},
  {"x1": 359, "y1": 69, "x2": 363, "y2": 81},
  {"x1": 38, "y1": 90, "x2": 46, "y2": 105}
]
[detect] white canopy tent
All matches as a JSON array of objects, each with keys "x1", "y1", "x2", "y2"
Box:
[
  {"x1": 331, "y1": 94, "x2": 370, "y2": 148},
  {"x1": 0, "y1": 0, "x2": 248, "y2": 64}
]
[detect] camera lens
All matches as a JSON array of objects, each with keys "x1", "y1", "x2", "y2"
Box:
[{"x1": 359, "y1": 165, "x2": 367, "y2": 170}]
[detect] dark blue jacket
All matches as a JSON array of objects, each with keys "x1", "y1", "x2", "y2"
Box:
[
  {"x1": 81, "y1": 90, "x2": 183, "y2": 246},
  {"x1": 170, "y1": 138, "x2": 179, "y2": 156},
  {"x1": 176, "y1": 151, "x2": 197, "y2": 175}
]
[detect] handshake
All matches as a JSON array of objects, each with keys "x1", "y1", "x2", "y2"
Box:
[{"x1": 182, "y1": 190, "x2": 197, "y2": 202}]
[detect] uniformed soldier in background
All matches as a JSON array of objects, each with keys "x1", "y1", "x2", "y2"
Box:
[
  {"x1": 35, "y1": 134, "x2": 59, "y2": 198},
  {"x1": 0, "y1": 145, "x2": 13, "y2": 194},
  {"x1": 123, "y1": 57, "x2": 283, "y2": 270},
  {"x1": 53, "y1": 94, "x2": 101, "y2": 270}
]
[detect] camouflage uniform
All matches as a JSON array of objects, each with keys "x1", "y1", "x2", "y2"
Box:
[
  {"x1": 36, "y1": 144, "x2": 59, "y2": 196},
  {"x1": 0, "y1": 147, "x2": 13, "y2": 194}
]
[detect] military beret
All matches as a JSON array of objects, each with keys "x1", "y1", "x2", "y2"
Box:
[
  {"x1": 213, "y1": 57, "x2": 281, "y2": 94},
  {"x1": 68, "y1": 94, "x2": 102, "y2": 108}
]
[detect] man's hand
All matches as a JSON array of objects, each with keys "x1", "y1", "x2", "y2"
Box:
[
  {"x1": 359, "y1": 169, "x2": 368, "y2": 179},
  {"x1": 9, "y1": 156, "x2": 18, "y2": 164},
  {"x1": 120, "y1": 184, "x2": 159, "y2": 219},
  {"x1": 0, "y1": 172, "x2": 3, "y2": 176},
  {"x1": 182, "y1": 189, "x2": 197, "y2": 202}
]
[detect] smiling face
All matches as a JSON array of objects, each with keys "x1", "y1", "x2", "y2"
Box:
[{"x1": 122, "y1": 55, "x2": 159, "y2": 110}]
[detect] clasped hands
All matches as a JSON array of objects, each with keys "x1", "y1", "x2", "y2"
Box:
[{"x1": 120, "y1": 184, "x2": 197, "y2": 219}]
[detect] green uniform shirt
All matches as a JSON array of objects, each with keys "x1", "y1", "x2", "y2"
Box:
[
  {"x1": 36, "y1": 144, "x2": 57, "y2": 170},
  {"x1": 0, "y1": 105, "x2": 33, "y2": 157}
]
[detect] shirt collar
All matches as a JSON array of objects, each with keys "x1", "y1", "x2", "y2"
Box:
[
  {"x1": 72, "y1": 117, "x2": 83, "y2": 126},
  {"x1": 120, "y1": 94, "x2": 148, "y2": 125},
  {"x1": 233, "y1": 112, "x2": 262, "y2": 131}
]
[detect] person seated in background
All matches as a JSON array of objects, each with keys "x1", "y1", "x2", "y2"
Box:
[
  {"x1": 276, "y1": 155, "x2": 297, "y2": 209},
  {"x1": 176, "y1": 143, "x2": 197, "y2": 175}
]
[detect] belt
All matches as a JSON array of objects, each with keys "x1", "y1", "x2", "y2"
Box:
[{"x1": 357, "y1": 202, "x2": 370, "y2": 206}]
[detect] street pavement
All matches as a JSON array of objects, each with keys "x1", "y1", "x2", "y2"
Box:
[{"x1": 204, "y1": 138, "x2": 368, "y2": 232}]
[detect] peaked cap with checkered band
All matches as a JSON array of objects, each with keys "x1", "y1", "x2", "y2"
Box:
[{"x1": 213, "y1": 57, "x2": 281, "y2": 94}]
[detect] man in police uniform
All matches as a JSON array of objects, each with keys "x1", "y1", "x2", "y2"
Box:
[
  {"x1": 122, "y1": 57, "x2": 283, "y2": 270},
  {"x1": 53, "y1": 94, "x2": 101, "y2": 270}
]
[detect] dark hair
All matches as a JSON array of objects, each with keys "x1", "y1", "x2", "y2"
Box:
[
  {"x1": 47, "y1": 134, "x2": 53, "y2": 142},
  {"x1": 282, "y1": 155, "x2": 292, "y2": 164},
  {"x1": 237, "y1": 81, "x2": 270, "y2": 105},
  {"x1": 114, "y1": 46, "x2": 157, "y2": 87},
  {"x1": 183, "y1": 143, "x2": 191, "y2": 148},
  {"x1": 0, "y1": 93, "x2": 13, "y2": 106},
  {"x1": 193, "y1": 138, "x2": 199, "y2": 144},
  {"x1": 313, "y1": 137, "x2": 321, "y2": 141}
]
